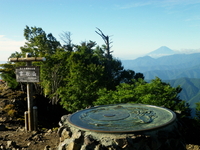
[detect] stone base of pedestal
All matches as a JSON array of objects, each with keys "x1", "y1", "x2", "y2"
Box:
[{"x1": 57, "y1": 115, "x2": 186, "y2": 150}]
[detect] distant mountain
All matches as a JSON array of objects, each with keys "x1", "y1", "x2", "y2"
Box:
[
  {"x1": 121, "y1": 47, "x2": 200, "y2": 115},
  {"x1": 123, "y1": 56, "x2": 156, "y2": 67},
  {"x1": 122, "y1": 51, "x2": 200, "y2": 116},
  {"x1": 146, "y1": 46, "x2": 177, "y2": 58},
  {"x1": 143, "y1": 65, "x2": 200, "y2": 80},
  {"x1": 122, "y1": 53, "x2": 200, "y2": 80}
]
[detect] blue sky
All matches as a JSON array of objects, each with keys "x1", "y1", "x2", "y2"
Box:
[{"x1": 0, "y1": 0, "x2": 200, "y2": 61}]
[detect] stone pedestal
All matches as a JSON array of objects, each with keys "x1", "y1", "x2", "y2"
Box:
[{"x1": 57, "y1": 104, "x2": 186, "y2": 150}]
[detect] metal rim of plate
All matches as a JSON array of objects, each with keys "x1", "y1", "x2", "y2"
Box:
[{"x1": 67, "y1": 103, "x2": 176, "y2": 133}]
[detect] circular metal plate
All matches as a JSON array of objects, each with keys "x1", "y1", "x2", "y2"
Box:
[{"x1": 68, "y1": 104, "x2": 176, "y2": 133}]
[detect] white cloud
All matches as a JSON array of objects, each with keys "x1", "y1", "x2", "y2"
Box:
[
  {"x1": 116, "y1": 1, "x2": 155, "y2": 9},
  {"x1": 179, "y1": 48, "x2": 200, "y2": 54},
  {"x1": 0, "y1": 35, "x2": 26, "y2": 61},
  {"x1": 185, "y1": 16, "x2": 200, "y2": 21},
  {"x1": 0, "y1": 35, "x2": 25, "y2": 51},
  {"x1": 160, "y1": 0, "x2": 200, "y2": 9},
  {"x1": 117, "y1": 1, "x2": 153, "y2": 9},
  {"x1": 116, "y1": 0, "x2": 200, "y2": 9}
]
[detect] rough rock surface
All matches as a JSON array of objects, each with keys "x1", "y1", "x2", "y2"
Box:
[{"x1": 57, "y1": 115, "x2": 187, "y2": 150}]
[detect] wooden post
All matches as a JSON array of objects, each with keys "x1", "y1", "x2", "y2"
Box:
[
  {"x1": 9, "y1": 53, "x2": 45, "y2": 131},
  {"x1": 24, "y1": 111, "x2": 29, "y2": 131},
  {"x1": 33, "y1": 106, "x2": 38, "y2": 131},
  {"x1": 27, "y1": 82, "x2": 34, "y2": 131},
  {"x1": 26, "y1": 54, "x2": 34, "y2": 131}
]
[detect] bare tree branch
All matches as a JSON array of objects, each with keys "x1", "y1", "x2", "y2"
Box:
[
  {"x1": 95, "y1": 28, "x2": 113, "y2": 58},
  {"x1": 59, "y1": 31, "x2": 72, "y2": 46}
]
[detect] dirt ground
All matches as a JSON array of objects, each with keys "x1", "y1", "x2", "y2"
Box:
[
  {"x1": 0, "y1": 123, "x2": 60, "y2": 150},
  {"x1": 0, "y1": 123, "x2": 200, "y2": 150},
  {"x1": 0, "y1": 83, "x2": 63, "y2": 149}
]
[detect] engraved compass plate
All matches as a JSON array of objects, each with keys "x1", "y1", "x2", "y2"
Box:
[{"x1": 68, "y1": 104, "x2": 176, "y2": 133}]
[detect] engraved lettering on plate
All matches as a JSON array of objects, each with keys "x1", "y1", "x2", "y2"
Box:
[{"x1": 68, "y1": 104, "x2": 176, "y2": 133}]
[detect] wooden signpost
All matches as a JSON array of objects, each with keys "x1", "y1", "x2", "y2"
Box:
[
  {"x1": 9, "y1": 53, "x2": 46, "y2": 131},
  {"x1": 16, "y1": 66, "x2": 40, "y2": 83}
]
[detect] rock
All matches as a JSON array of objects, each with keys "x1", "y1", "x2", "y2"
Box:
[
  {"x1": 67, "y1": 140, "x2": 81, "y2": 150},
  {"x1": 58, "y1": 114, "x2": 186, "y2": 150},
  {"x1": 94, "y1": 144, "x2": 101, "y2": 150},
  {"x1": 47, "y1": 129, "x2": 52, "y2": 133},
  {"x1": 84, "y1": 136, "x2": 93, "y2": 145},
  {"x1": 16, "y1": 127, "x2": 25, "y2": 132},
  {"x1": 0, "y1": 145, "x2": 5, "y2": 149},
  {"x1": 57, "y1": 126, "x2": 66, "y2": 137},
  {"x1": 44, "y1": 145, "x2": 51, "y2": 150},
  {"x1": 7, "y1": 140, "x2": 16, "y2": 148},
  {"x1": 81, "y1": 136, "x2": 97, "y2": 150},
  {"x1": 101, "y1": 137, "x2": 114, "y2": 147},
  {"x1": 25, "y1": 131, "x2": 39, "y2": 141},
  {"x1": 72, "y1": 131, "x2": 82, "y2": 139},
  {"x1": 114, "y1": 138, "x2": 128, "y2": 148},
  {"x1": 67, "y1": 141, "x2": 76, "y2": 150},
  {"x1": 59, "y1": 138, "x2": 82, "y2": 150},
  {"x1": 61, "y1": 115, "x2": 68, "y2": 122},
  {"x1": 32, "y1": 134, "x2": 43, "y2": 142},
  {"x1": 27, "y1": 142, "x2": 31, "y2": 146},
  {"x1": 59, "y1": 115, "x2": 70, "y2": 126},
  {"x1": 0, "y1": 124, "x2": 6, "y2": 131},
  {"x1": 0, "y1": 117, "x2": 6, "y2": 122},
  {"x1": 44, "y1": 129, "x2": 53, "y2": 136},
  {"x1": 80, "y1": 145, "x2": 87, "y2": 150},
  {"x1": 186, "y1": 144, "x2": 200, "y2": 150},
  {"x1": 3, "y1": 134, "x2": 9, "y2": 141},
  {"x1": 61, "y1": 128, "x2": 71, "y2": 139}
]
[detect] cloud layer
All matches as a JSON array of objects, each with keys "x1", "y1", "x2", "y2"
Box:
[
  {"x1": 117, "y1": 0, "x2": 200, "y2": 9},
  {"x1": 0, "y1": 35, "x2": 25, "y2": 61}
]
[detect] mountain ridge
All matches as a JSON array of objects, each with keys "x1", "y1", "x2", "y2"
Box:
[
  {"x1": 146, "y1": 46, "x2": 177, "y2": 58},
  {"x1": 122, "y1": 53, "x2": 200, "y2": 80},
  {"x1": 121, "y1": 47, "x2": 200, "y2": 114}
]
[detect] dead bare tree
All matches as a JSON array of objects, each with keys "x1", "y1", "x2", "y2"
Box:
[
  {"x1": 59, "y1": 31, "x2": 72, "y2": 45},
  {"x1": 59, "y1": 31, "x2": 73, "y2": 51},
  {"x1": 95, "y1": 28, "x2": 113, "y2": 59},
  {"x1": 95, "y1": 28, "x2": 114, "y2": 81}
]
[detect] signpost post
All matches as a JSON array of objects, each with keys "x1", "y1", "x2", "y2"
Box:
[{"x1": 9, "y1": 53, "x2": 45, "y2": 131}]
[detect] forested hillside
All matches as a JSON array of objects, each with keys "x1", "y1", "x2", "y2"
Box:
[
  {"x1": 122, "y1": 54, "x2": 200, "y2": 112},
  {"x1": 166, "y1": 78, "x2": 200, "y2": 109},
  {"x1": 144, "y1": 65, "x2": 200, "y2": 80}
]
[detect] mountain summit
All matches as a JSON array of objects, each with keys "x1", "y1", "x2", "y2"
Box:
[{"x1": 147, "y1": 46, "x2": 177, "y2": 58}]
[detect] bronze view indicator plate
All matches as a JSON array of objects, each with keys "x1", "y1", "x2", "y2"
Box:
[{"x1": 68, "y1": 103, "x2": 176, "y2": 133}]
